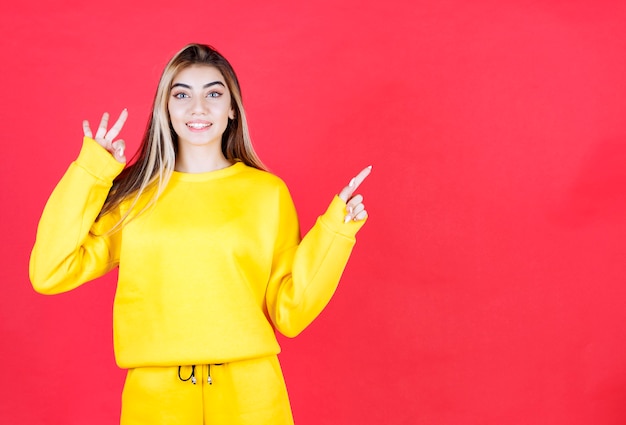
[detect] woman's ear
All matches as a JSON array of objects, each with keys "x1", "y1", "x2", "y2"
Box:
[{"x1": 229, "y1": 107, "x2": 236, "y2": 120}]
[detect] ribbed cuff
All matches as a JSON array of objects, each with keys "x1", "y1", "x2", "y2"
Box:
[{"x1": 318, "y1": 195, "x2": 367, "y2": 239}]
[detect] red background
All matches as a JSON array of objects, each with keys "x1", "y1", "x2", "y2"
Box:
[{"x1": 2, "y1": 1, "x2": 626, "y2": 423}]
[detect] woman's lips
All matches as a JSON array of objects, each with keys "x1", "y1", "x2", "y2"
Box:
[{"x1": 186, "y1": 121, "x2": 212, "y2": 131}]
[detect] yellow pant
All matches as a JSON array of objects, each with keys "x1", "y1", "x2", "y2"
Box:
[{"x1": 120, "y1": 356, "x2": 294, "y2": 425}]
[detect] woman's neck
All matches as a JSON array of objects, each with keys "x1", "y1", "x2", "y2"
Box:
[{"x1": 175, "y1": 145, "x2": 233, "y2": 173}]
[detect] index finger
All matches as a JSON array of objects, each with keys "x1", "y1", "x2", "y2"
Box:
[
  {"x1": 104, "y1": 108, "x2": 129, "y2": 142},
  {"x1": 338, "y1": 165, "x2": 372, "y2": 202}
]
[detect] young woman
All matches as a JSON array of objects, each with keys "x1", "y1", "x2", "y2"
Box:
[{"x1": 30, "y1": 43, "x2": 370, "y2": 425}]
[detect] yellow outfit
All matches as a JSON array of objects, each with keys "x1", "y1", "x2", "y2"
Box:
[{"x1": 30, "y1": 137, "x2": 365, "y2": 424}]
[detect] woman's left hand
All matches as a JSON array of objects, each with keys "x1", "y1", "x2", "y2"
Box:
[{"x1": 338, "y1": 166, "x2": 372, "y2": 223}]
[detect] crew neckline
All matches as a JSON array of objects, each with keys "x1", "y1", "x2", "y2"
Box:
[{"x1": 171, "y1": 161, "x2": 246, "y2": 182}]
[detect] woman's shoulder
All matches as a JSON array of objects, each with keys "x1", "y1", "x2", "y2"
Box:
[{"x1": 238, "y1": 163, "x2": 289, "y2": 190}]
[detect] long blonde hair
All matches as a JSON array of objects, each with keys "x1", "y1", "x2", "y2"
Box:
[{"x1": 99, "y1": 43, "x2": 265, "y2": 223}]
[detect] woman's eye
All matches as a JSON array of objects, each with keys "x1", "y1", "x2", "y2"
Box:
[
  {"x1": 207, "y1": 92, "x2": 221, "y2": 98},
  {"x1": 173, "y1": 92, "x2": 188, "y2": 99}
]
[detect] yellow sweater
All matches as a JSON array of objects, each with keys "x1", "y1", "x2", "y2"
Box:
[{"x1": 30, "y1": 137, "x2": 365, "y2": 368}]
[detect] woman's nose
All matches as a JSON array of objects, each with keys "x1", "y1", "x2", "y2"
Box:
[{"x1": 191, "y1": 97, "x2": 208, "y2": 114}]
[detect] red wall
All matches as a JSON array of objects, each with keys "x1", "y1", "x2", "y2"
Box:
[{"x1": 2, "y1": 1, "x2": 626, "y2": 423}]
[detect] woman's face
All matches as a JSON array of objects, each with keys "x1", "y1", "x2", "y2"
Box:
[{"x1": 168, "y1": 65, "x2": 234, "y2": 150}]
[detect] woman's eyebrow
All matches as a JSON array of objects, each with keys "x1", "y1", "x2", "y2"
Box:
[{"x1": 171, "y1": 81, "x2": 226, "y2": 89}]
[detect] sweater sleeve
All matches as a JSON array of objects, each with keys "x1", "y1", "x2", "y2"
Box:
[
  {"x1": 29, "y1": 137, "x2": 125, "y2": 295},
  {"x1": 265, "y1": 187, "x2": 367, "y2": 338}
]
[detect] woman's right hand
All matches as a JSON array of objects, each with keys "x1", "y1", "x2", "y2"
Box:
[{"x1": 83, "y1": 109, "x2": 128, "y2": 163}]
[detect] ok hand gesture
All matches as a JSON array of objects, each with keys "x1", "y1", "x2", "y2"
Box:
[
  {"x1": 338, "y1": 166, "x2": 372, "y2": 223},
  {"x1": 83, "y1": 109, "x2": 128, "y2": 163}
]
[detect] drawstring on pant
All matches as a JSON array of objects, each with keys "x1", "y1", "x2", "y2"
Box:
[
  {"x1": 178, "y1": 364, "x2": 222, "y2": 385},
  {"x1": 178, "y1": 365, "x2": 197, "y2": 384}
]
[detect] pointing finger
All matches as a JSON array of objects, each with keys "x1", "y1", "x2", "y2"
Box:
[
  {"x1": 338, "y1": 165, "x2": 372, "y2": 202},
  {"x1": 95, "y1": 112, "x2": 109, "y2": 140},
  {"x1": 105, "y1": 109, "x2": 128, "y2": 142}
]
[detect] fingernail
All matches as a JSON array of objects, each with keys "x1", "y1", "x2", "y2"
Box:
[
  {"x1": 349, "y1": 178, "x2": 356, "y2": 187},
  {"x1": 344, "y1": 215, "x2": 351, "y2": 223},
  {"x1": 368, "y1": 165, "x2": 373, "y2": 170}
]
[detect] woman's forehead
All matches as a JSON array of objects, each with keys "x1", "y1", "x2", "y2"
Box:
[{"x1": 173, "y1": 65, "x2": 226, "y2": 85}]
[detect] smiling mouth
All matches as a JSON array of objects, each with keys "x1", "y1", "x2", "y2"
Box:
[{"x1": 187, "y1": 122, "x2": 212, "y2": 129}]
